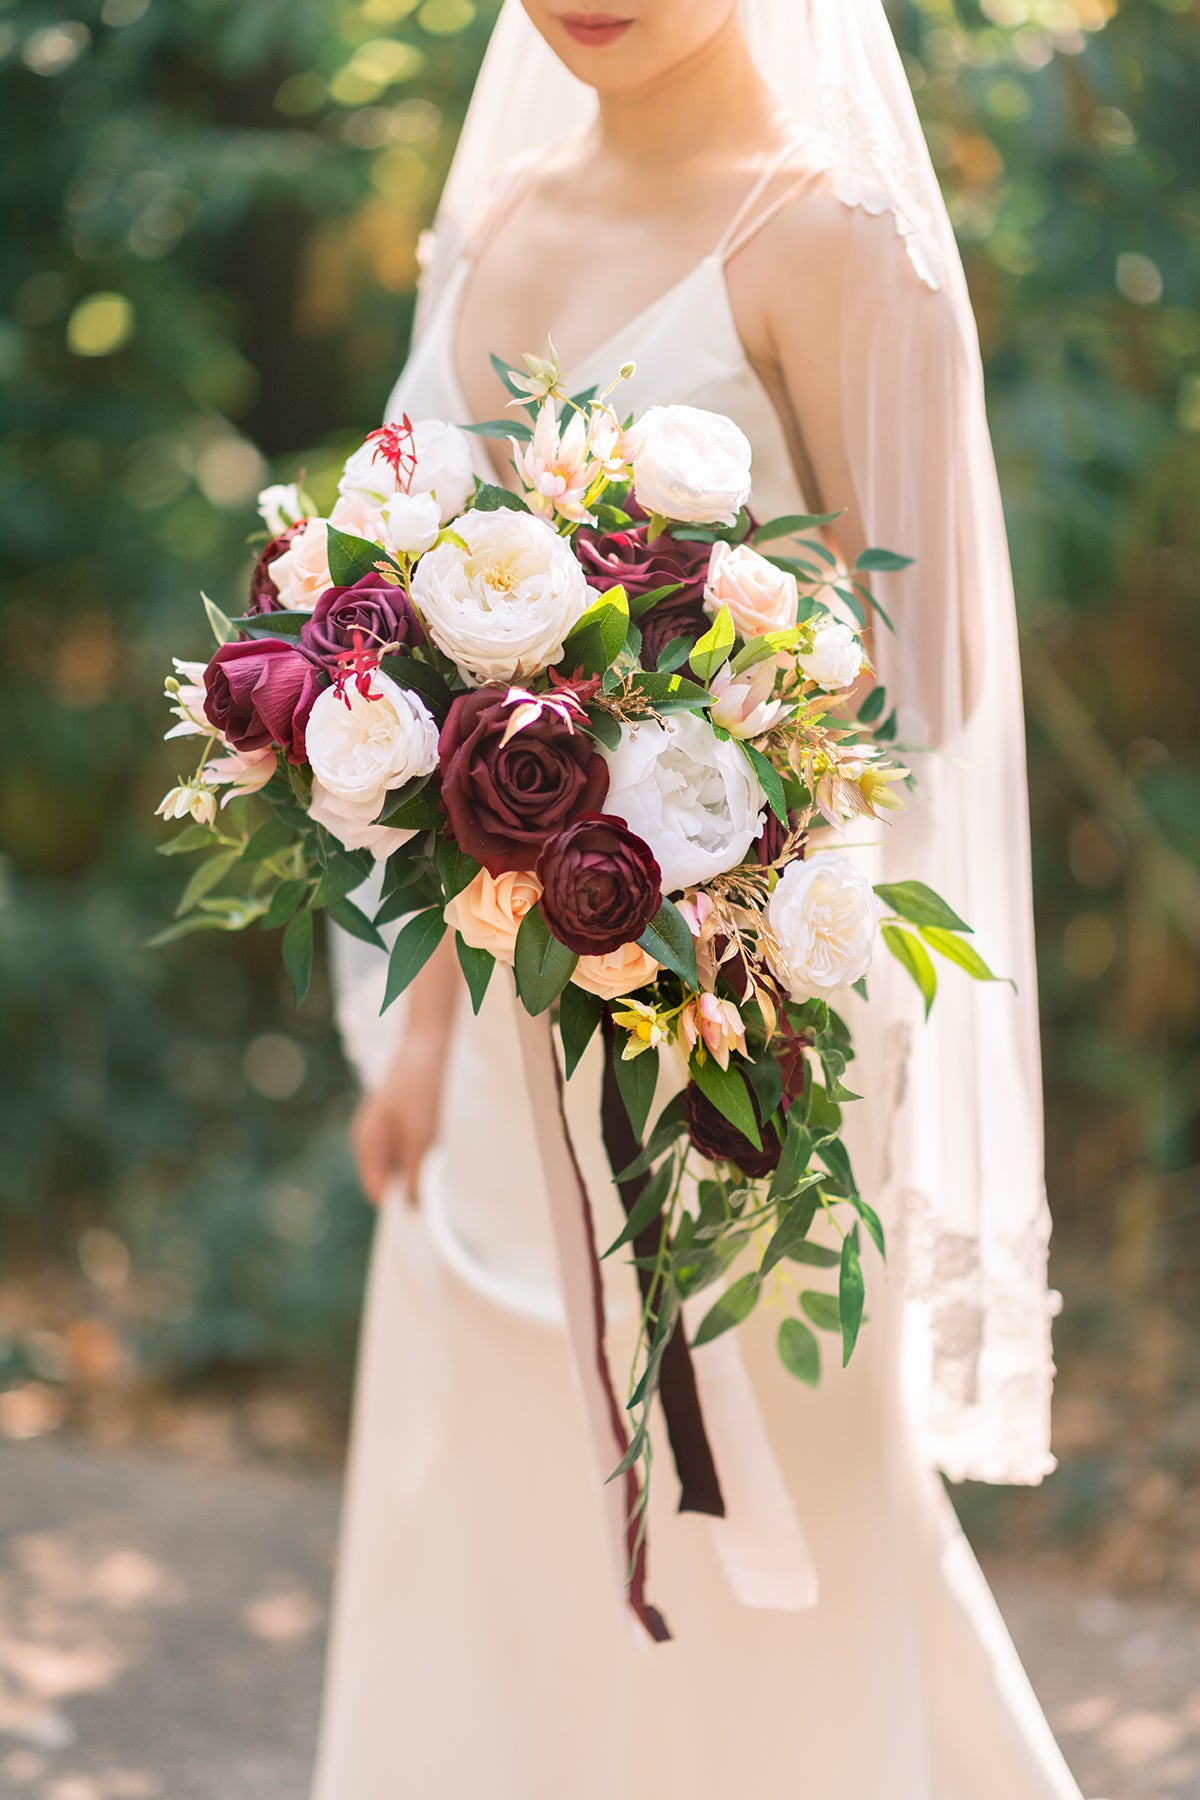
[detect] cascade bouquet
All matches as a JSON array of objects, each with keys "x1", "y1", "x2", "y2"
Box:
[{"x1": 156, "y1": 350, "x2": 1004, "y2": 1570}]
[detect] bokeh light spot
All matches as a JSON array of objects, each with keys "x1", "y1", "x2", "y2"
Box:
[{"x1": 67, "y1": 291, "x2": 134, "y2": 358}]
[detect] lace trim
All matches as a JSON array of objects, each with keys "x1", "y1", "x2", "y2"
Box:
[{"x1": 804, "y1": 85, "x2": 946, "y2": 292}]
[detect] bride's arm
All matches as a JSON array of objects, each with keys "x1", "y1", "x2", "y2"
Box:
[{"x1": 350, "y1": 934, "x2": 461, "y2": 1206}]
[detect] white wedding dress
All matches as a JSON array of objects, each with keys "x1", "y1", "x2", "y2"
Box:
[{"x1": 309, "y1": 152, "x2": 1085, "y2": 1800}]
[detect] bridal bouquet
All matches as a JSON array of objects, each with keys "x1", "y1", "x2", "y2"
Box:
[{"x1": 155, "y1": 351, "x2": 1001, "y2": 1531}]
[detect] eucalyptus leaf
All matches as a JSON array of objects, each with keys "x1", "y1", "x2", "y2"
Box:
[
  {"x1": 921, "y1": 926, "x2": 1010, "y2": 986},
  {"x1": 603, "y1": 1158, "x2": 673, "y2": 1259},
  {"x1": 778, "y1": 1316, "x2": 821, "y2": 1386},
  {"x1": 881, "y1": 923, "x2": 938, "y2": 1019},
  {"x1": 692, "y1": 1271, "x2": 760, "y2": 1347},
  {"x1": 839, "y1": 1227, "x2": 865, "y2": 1365},
  {"x1": 873, "y1": 880, "x2": 971, "y2": 933},
  {"x1": 800, "y1": 1289, "x2": 841, "y2": 1333},
  {"x1": 751, "y1": 509, "x2": 843, "y2": 543},
  {"x1": 856, "y1": 546, "x2": 914, "y2": 573}
]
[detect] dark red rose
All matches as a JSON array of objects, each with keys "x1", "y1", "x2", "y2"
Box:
[
  {"x1": 300, "y1": 573, "x2": 423, "y2": 667},
  {"x1": 203, "y1": 638, "x2": 326, "y2": 765},
  {"x1": 438, "y1": 688, "x2": 611, "y2": 876},
  {"x1": 682, "y1": 1081, "x2": 781, "y2": 1178},
  {"x1": 248, "y1": 524, "x2": 304, "y2": 615},
  {"x1": 755, "y1": 808, "x2": 791, "y2": 867},
  {"x1": 573, "y1": 501, "x2": 711, "y2": 669},
  {"x1": 536, "y1": 813, "x2": 661, "y2": 955}
]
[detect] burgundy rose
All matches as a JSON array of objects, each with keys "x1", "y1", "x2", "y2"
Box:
[
  {"x1": 573, "y1": 502, "x2": 711, "y2": 669},
  {"x1": 300, "y1": 573, "x2": 423, "y2": 668},
  {"x1": 439, "y1": 687, "x2": 610, "y2": 877},
  {"x1": 682, "y1": 1082, "x2": 781, "y2": 1179},
  {"x1": 536, "y1": 812, "x2": 661, "y2": 955},
  {"x1": 203, "y1": 638, "x2": 326, "y2": 765},
  {"x1": 247, "y1": 524, "x2": 303, "y2": 615},
  {"x1": 755, "y1": 808, "x2": 792, "y2": 867}
]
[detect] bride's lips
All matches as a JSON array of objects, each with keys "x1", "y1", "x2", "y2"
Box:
[{"x1": 557, "y1": 12, "x2": 633, "y2": 48}]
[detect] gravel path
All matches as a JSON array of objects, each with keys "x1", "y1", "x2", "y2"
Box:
[{"x1": 0, "y1": 1437, "x2": 1195, "y2": 1799}]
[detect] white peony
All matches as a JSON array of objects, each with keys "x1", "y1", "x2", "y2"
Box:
[
  {"x1": 305, "y1": 672, "x2": 439, "y2": 832},
  {"x1": 628, "y1": 404, "x2": 753, "y2": 526},
  {"x1": 268, "y1": 517, "x2": 333, "y2": 610},
  {"x1": 410, "y1": 506, "x2": 592, "y2": 686},
  {"x1": 765, "y1": 850, "x2": 881, "y2": 999},
  {"x1": 601, "y1": 709, "x2": 766, "y2": 893},
  {"x1": 338, "y1": 418, "x2": 474, "y2": 526},
  {"x1": 705, "y1": 541, "x2": 798, "y2": 637},
  {"x1": 797, "y1": 618, "x2": 867, "y2": 691}
]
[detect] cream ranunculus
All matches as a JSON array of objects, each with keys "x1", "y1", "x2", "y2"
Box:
[
  {"x1": 601, "y1": 709, "x2": 765, "y2": 893},
  {"x1": 765, "y1": 850, "x2": 881, "y2": 1000},
  {"x1": 410, "y1": 507, "x2": 592, "y2": 686},
  {"x1": 268, "y1": 517, "x2": 333, "y2": 610},
  {"x1": 704, "y1": 541, "x2": 798, "y2": 637},
  {"x1": 629, "y1": 404, "x2": 753, "y2": 526},
  {"x1": 797, "y1": 618, "x2": 867, "y2": 691},
  {"x1": 444, "y1": 867, "x2": 542, "y2": 964},
  {"x1": 305, "y1": 671, "x2": 439, "y2": 833},
  {"x1": 570, "y1": 941, "x2": 661, "y2": 1001},
  {"x1": 338, "y1": 419, "x2": 474, "y2": 526}
]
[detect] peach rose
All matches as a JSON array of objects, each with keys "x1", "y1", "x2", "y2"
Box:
[
  {"x1": 444, "y1": 867, "x2": 542, "y2": 964},
  {"x1": 570, "y1": 941, "x2": 660, "y2": 1001},
  {"x1": 703, "y1": 541, "x2": 798, "y2": 638}
]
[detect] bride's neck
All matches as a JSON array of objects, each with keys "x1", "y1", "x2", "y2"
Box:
[{"x1": 591, "y1": 14, "x2": 779, "y2": 172}]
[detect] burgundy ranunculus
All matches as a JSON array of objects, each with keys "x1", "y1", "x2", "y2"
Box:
[
  {"x1": 300, "y1": 573, "x2": 423, "y2": 668},
  {"x1": 573, "y1": 501, "x2": 711, "y2": 669},
  {"x1": 203, "y1": 638, "x2": 326, "y2": 765},
  {"x1": 536, "y1": 812, "x2": 661, "y2": 955},
  {"x1": 682, "y1": 1082, "x2": 781, "y2": 1179},
  {"x1": 247, "y1": 525, "x2": 303, "y2": 615},
  {"x1": 439, "y1": 687, "x2": 610, "y2": 877}
]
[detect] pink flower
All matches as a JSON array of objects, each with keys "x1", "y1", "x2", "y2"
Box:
[
  {"x1": 207, "y1": 745, "x2": 278, "y2": 805},
  {"x1": 679, "y1": 992, "x2": 747, "y2": 1071},
  {"x1": 708, "y1": 660, "x2": 790, "y2": 739},
  {"x1": 512, "y1": 404, "x2": 595, "y2": 526}
]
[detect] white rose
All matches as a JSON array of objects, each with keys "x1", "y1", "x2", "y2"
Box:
[
  {"x1": 305, "y1": 672, "x2": 439, "y2": 827},
  {"x1": 704, "y1": 541, "x2": 798, "y2": 637},
  {"x1": 765, "y1": 851, "x2": 880, "y2": 1000},
  {"x1": 257, "y1": 482, "x2": 306, "y2": 537},
  {"x1": 377, "y1": 490, "x2": 442, "y2": 556},
  {"x1": 628, "y1": 405, "x2": 752, "y2": 526},
  {"x1": 308, "y1": 782, "x2": 415, "y2": 862},
  {"x1": 601, "y1": 710, "x2": 765, "y2": 893},
  {"x1": 268, "y1": 517, "x2": 332, "y2": 610},
  {"x1": 797, "y1": 618, "x2": 867, "y2": 691},
  {"x1": 410, "y1": 506, "x2": 592, "y2": 686},
  {"x1": 338, "y1": 419, "x2": 474, "y2": 526}
]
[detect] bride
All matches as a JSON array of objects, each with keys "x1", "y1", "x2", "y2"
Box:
[{"x1": 312, "y1": 2, "x2": 1083, "y2": 1795}]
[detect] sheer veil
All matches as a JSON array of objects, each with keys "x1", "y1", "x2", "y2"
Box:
[{"x1": 414, "y1": 0, "x2": 1059, "y2": 1487}]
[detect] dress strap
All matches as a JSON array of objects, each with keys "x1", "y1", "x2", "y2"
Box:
[{"x1": 713, "y1": 130, "x2": 810, "y2": 263}]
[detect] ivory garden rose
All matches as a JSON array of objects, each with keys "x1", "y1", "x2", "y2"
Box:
[
  {"x1": 765, "y1": 850, "x2": 881, "y2": 1000},
  {"x1": 629, "y1": 404, "x2": 752, "y2": 526},
  {"x1": 304, "y1": 672, "x2": 439, "y2": 854},
  {"x1": 337, "y1": 417, "x2": 474, "y2": 526}
]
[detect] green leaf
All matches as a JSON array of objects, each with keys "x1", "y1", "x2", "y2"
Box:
[
  {"x1": 557, "y1": 981, "x2": 604, "y2": 1078},
  {"x1": 920, "y1": 926, "x2": 1009, "y2": 986},
  {"x1": 583, "y1": 705, "x2": 623, "y2": 750},
  {"x1": 282, "y1": 907, "x2": 314, "y2": 1005},
  {"x1": 816, "y1": 1134, "x2": 859, "y2": 1199},
  {"x1": 327, "y1": 525, "x2": 392, "y2": 587},
  {"x1": 616, "y1": 1091, "x2": 687, "y2": 1180},
  {"x1": 378, "y1": 781, "x2": 443, "y2": 831},
  {"x1": 378, "y1": 654, "x2": 453, "y2": 722},
  {"x1": 839, "y1": 1228, "x2": 865, "y2": 1366},
  {"x1": 311, "y1": 851, "x2": 371, "y2": 907},
  {"x1": 602, "y1": 1158, "x2": 673, "y2": 1258},
  {"x1": 637, "y1": 897, "x2": 698, "y2": 988},
  {"x1": 739, "y1": 740, "x2": 788, "y2": 827},
  {"x1": 627, "y1": 579, "x2": 683, "y2": 621},
  {"x1": 259, "y1": 879, "x2": 307, "y2": 932},
  {"x1": 558, "y1": 586, "x2": 629, "y2": 677},
  {"x1": 513, "y1": 905, "x2": 577, "y2": 1016},
  {"x1": 489, "y1": 352, "x2": 525, "y2": 398},
  {"x1": 856, "y1": 684, "x2": 887, "y2": 724},
  {"x1": 614, "y1": 1038, "x2": 658, "y2": 1141},
  {"x1": 856, "y1": 547, "x2": 913, "y2": 573},
  {"x1": 325, "y1": 894, "x2": 386, "y2": 951},
  {"x1": 456, "y1": 936, "x2": 495, "y2": 1014},
  {"x1": 789, "y1": 1241, "x2": 841, "y2": 1269},
  {"x1": 382, "y1": 907, "x2": 446, "y2": 1011},
  {"x1": 464, "y1": 417, "x2": 531, "y2": 442},
  {"x1": 436, "y1": 838, "x2": 481, "y2": 901},
  {"x1": 751, "y1": 510, "x2": 843, "y2": 544},
  {"x1": 689, "y1": 1055, "x2": 761, "y2": 1151},
  {"x1": 652, "y1": 635, "x2": 695, "y2": 674},
  {"x1": 692, "y1": 1271, "x2": 760, "y2": 1348},
  {"x1": 851, "y1": 1196, "x2": 886, "y2": 1259},
  {"x1": 757, "y1": 1179, "x2": 827, "y2": 1277},
  {"x1": 202, "y1": 592, "x2": 236, "y2": 645},
  {"x1": 240, "y1": 815, "x2": 295, "y2": 863},
  {"x1": 800, "y1": 1289, "x2": 841, "y2": 1333},
  {"x1": 688, "y1": 605, "x2": 736, "y2": 686},
  {"x1": 626, "y1": 670, "x2": 712, "y2": 712},
  {"x1": 806, "y1": 1078, "x2": 842, "y2": 1134},
  {"x1": 769, "y1": 1115, "x2": 814, "y2": 1201},
  {"x1": 472, "y1": 482, "x2": 530, "y2": 513},
  {"x1": 626, "y1": 1287, "x2": 679, "y2": 1411},
  {"x1": 873, "y1": 880, "x2": 971, "y2": 933},
  {"x1": 175, "y1": 848, "x2": 239, "y2": 916},
  {"x1": 881, "y1": 923, "x2": 938, "y2": 1020},
  {"x1": 157, "y1": 823, "x2": 221, "y2": 857},
  {"x1": 778, "y1": 1317, "x2": 821, "y2": 1386}
]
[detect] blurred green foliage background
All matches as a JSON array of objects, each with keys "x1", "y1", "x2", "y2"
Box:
[{"x1": 1, "y1": 0, "x2": 1197, "y2": 1580}]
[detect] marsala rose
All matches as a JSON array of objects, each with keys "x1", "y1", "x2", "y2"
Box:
[
  {"x1": 203, "y1": 638, "x2": 326, "y2": 765},
  {"x1": 573, "y1": 502, "x2": 710, "y2": 669},
  {"x1": 536, "y1": 813, "x2": 661, "y2": 956},
  {"x1": 300, "y1": 573, "x2": 423, "y2": 667},
  {"x1": 439, "y1": 687, "x2": 610, "y2": 876},
  {"x1": 247, "y1": 524, "x2": 303, "y2": 615},
  {"x1": 682, "y1": 1082, "x2": 781, "y2": 1179}
]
